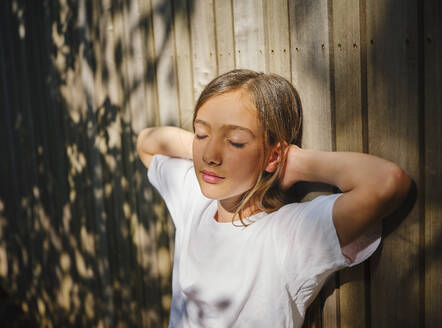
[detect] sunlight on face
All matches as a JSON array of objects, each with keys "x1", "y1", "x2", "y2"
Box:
[{"x1": 192, "y1": 90, "x2": 265, "y2": 204}]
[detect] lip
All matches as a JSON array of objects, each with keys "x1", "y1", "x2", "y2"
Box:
[{"x1": 201, "y1": 170, "x2": 225, "y2": 184}]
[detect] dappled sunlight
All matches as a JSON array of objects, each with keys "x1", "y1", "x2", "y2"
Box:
[
  {"x1": 0, "y1": 199, "x2": 7, "y2": 278},
  {"x1": 11, "y1": 0, "x2": 26, "y2": 40},
  {"x1": 1, "y1": 0, "x2": 179, "y2": 326}
]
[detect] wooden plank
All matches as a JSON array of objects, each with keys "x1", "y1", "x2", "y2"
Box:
[
  {"x1": 130, "y1": 0, "x2": 159, "y2": 131},
  {"x1": 45, "y1": 0, "x2": 85, "y2": 324},
  {"x1": 120, "y1": 0, "x2": 151, "y2": 325},
  {"x1": 233, "y1": 0, "x2": 266, "y2": 72},
  {"x1": 424, "y1": 1, "x2": 442, "y2": 327},
  {"x1": 25, "y1": 2, "x2": 59, "y2": 324},
  {"x1": 40, "y1": 0, "x2": 76, "y2": 324},
  {"x1": 150, "y1": 0, "x2": 182, "y2": 323},
  {"x1": 289, "y1": 0, "x2": 333, "y2": 151},
  {"x1": 7, "y1": 0, "x2": 39, "y2": 317},
  {"x1": 0, "y1": 3, "x2": 20, "y2": 291},
  {"x1": 333, "y1": 0, "x2": 364, "y2": 153},
  {"x1": 172, "y1": 0, "x2": 194, "y2": 130},
  {"x1": 332, "y1": 1, "x2": 367, "y2": 327},
  {"x1": 95, "y1": 0, "x2": 130, "y2": 325},
  {"x1": 189, "y1": 0, "x2": 218, "y2": 103},
  {"x1": 76, "y1": 1, "x2": 114, "y2": 326},
  {"x1": 214, "y1": 0, "x2": 235, "y2": 74},
  {"x1": 289, "y1": 1, "x2": 337, "y2": 327},
  {"x1": 132, "y1": 0, "x2": 166, "y2": 326},
  {"x1": 120, "y1": 0, "x2": 151, "y2": 135},
  {"x1": 151, "y1": 0, "x2": 180, "y2": 126},
  {"x1": 121, "y1": 0, "x2": 170, "y2": 325},
  {"x1": 366, "y1": 0, "x2": 420, "y2": 326},
  {"x1": 263, "y1": 0, "x2": 291, "y2": 80}
]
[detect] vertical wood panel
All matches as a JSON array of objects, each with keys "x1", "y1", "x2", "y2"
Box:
[
  {"x1": 172, "y1": 0, "x2": 194, "y2": 130},
  {"x1": 121, "y1": 2, "x2": 152, "y2": 325},
  {"x1": 121, "y1": 0, "x2": 151, "y2": 134},
  {"x1": 289, "y1": 1, "x2": 337, "y2": 327},
  {"x1": 8, "y1": 0, "x2": 38, "y2": 317},
  {"x1": 424, "y1": 1, "x2": 442, "y2": 327},
  {"x1": 214, "y1": 0, "x2": 235, "y2": 74},
  {"x1": 333, "y1": 0, "x2": 364, "y2": 153},
  {"x1": 289, "y1": 0, "x2": 333, "y2": 151},
  {"x1": 26, "y1": 2, "x2": 59, "y2": 323},
  {"x1": 98, "y1": 0, "x2": 136, "y2": 325},
  {"x1": 48, "y1": 0, "x2": 90, "y2": 324},
  {"x1": 332, "y1": 1, "x2": 366, "y2": 327},
  {"x1": 152, "y1": 0, "x2": 180, "y2": 126},
  {"x1": 42, "y1": 0, "x2": 79, "y2": 324},
  {"x1": 264, "y1": 0, "x2": 291, "y2": 79},
  {"x1": 133, "y1": 0, "x2": 166, "y2": 326},
  {"x1": 0, "y1": 0, "x2": 21, "y2": 294},
  {"x1": 136, "y1": 0, "x2": 159, "y2": 129},
  {"x1": 189, "y1": 0, "x2": 217, "y2": 102},
  {"x1": 151, "y1": 1, "x2": 181, "y2": 323},
  {"x1": 233, "y1": 0, "x2": 266, "y2": 71},
  {"x1": 367, "y1": 0, "x2": 420, "y2": 326},
  {"x1": 78, "y1": 0, "x2": 114, "y2": 326}
]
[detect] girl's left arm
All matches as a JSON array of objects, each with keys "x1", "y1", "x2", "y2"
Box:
[{"x1": 280, "y1": 146, "x2": 412, "y2": 247}]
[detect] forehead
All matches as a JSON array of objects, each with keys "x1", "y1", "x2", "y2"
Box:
[{"x1": 195, "y1": 90, "x2": 262, "y2": 133}]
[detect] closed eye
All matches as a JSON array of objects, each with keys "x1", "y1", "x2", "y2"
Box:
[
  {"x1": 195, "y1": 134, "x2": 207, "y2": 140},
  {"x1": 229, "y1": 141, "x2": 245, "y2": 148}
]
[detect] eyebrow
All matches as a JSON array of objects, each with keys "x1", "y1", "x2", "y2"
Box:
[{"x1": 194, "y1": 119, "x2": 256, "y2": 137}]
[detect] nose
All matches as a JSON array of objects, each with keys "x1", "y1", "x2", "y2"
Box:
[{"x1": 202, "y1": 137, "x2": 222, "y2": 166}]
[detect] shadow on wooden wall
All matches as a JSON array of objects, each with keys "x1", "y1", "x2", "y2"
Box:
[{"x1": 0, "y1": 0, "x2": 196, "y2": 327}]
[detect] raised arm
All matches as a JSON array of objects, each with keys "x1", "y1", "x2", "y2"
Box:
[
  {"x1": 280, "y1": 146, "x2": 412, "y2": 247},
  {"x1": 136, "y1": 126, "x2": 194, "y2": 168}
]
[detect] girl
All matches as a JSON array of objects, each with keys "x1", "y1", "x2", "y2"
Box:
[{"x1": 137, "y1": 69, "x2": 411, "y2": 327}]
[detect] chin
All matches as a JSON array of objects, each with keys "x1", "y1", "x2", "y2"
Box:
[{"x1": 198, "y1": 183, "x2": 225, "y2": 200}]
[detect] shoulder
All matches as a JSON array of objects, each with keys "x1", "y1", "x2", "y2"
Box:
[
  {"x1": 149, "y1": 154, "x2": 195, "y2": 179},
  {"x1": 271, "y1": 193, "x2": 341, "y2": 228},
  {"x1": 148, "y1": 154, "x2": 198, "y2": 196},
  {"x1": 150, "y1": 154, "x2": 194, "y2": 169}
]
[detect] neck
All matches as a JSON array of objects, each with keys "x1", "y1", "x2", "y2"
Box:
[{"x1": 215, "y1": 196, "x2": 261, "y2": 223}]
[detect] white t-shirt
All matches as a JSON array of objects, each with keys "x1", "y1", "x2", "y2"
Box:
[{"x1": 147, "y1": 154, "x2": 381, "y2": 328}]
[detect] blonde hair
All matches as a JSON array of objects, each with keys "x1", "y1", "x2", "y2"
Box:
[{"x1": 193, "y1": 69, "x2": 303, "y2": 227}]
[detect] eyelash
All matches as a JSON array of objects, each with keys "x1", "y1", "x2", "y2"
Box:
[
  {"x1": 229, "y1": 141, "x2": 245, "y2": 148},
  {"x1": 195, "y1": 135, "x2": 245, "y2": 148}
]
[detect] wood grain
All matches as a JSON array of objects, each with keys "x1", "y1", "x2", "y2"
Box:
[
  {"x1": 332, "y1": 1, "x2": 367, "y2": 327},
  {"x1": 189, "y1": 0, "x2": 218, "y2": 103},
  {"x1": 233, "y1": 0, "x2": 266, "y2": 71},
  {"x1": 264, "y1": 0, "x2": 291, "y2": 79},
  {"x1": 366, "y1": 0, "x2": 420, "y2": 326},
  {"x1": 172, "y1": 0, "x2": 194, "y2": 130},
  {"x1": 289, "y1": 1, "x2": 337, "y2": 326},
  {"x1": 152, "y1": 0, "x2": 180, "y2": 126},
  {"x1": 424, "y1": 1, "x2": 442, "y2": 327},
  {"x1": 214, "y1": 0, "x2": 236, "y2": 74}
]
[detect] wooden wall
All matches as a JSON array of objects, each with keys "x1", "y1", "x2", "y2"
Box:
[{"x1": 0, "y1": 0, "x2": 440, "y2": 327}]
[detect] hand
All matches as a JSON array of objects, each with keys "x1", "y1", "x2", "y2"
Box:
[{"x1": 279, "y1": 144, "x2": 303, "y2": 191}]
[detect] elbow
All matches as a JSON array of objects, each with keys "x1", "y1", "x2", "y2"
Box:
[
  {"x1": 380, "y1": 164, "x2": 412, "y2": 208},
  {"x1": 136, "y1": 128, "x2": 154, "y2": 156}
]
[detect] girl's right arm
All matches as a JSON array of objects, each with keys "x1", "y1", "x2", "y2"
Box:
[{"x1": 136, "y1": 126, "x2": 194, "y2": 168}]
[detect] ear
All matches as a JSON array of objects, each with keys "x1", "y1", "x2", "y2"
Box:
[{"x1": 264, "y1": 142, "x2": 287, "y2": 173}]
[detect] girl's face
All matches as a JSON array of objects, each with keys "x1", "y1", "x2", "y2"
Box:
[{"x1": 193, "y1": 90, "x2": 265, "y2": 204}]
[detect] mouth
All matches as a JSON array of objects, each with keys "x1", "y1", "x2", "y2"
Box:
[{"x1": 201, "y1": 170, "x2": 225, "y2": 184}]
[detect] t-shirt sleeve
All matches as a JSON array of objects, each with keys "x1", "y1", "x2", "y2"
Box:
[
  {"x1": 275, "y1": 193, "x2": 381, "y2": 309},
  {"x1": 147, "y1": 154, "x2": 196, "y2": 229}
]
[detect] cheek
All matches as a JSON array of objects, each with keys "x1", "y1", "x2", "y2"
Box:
[
  {"x1": 226, "y1": 148, "x2": 263, "y2": 182},
  {"x1": 192, "y1": 138, "x2": 201, "y2": 163}
]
